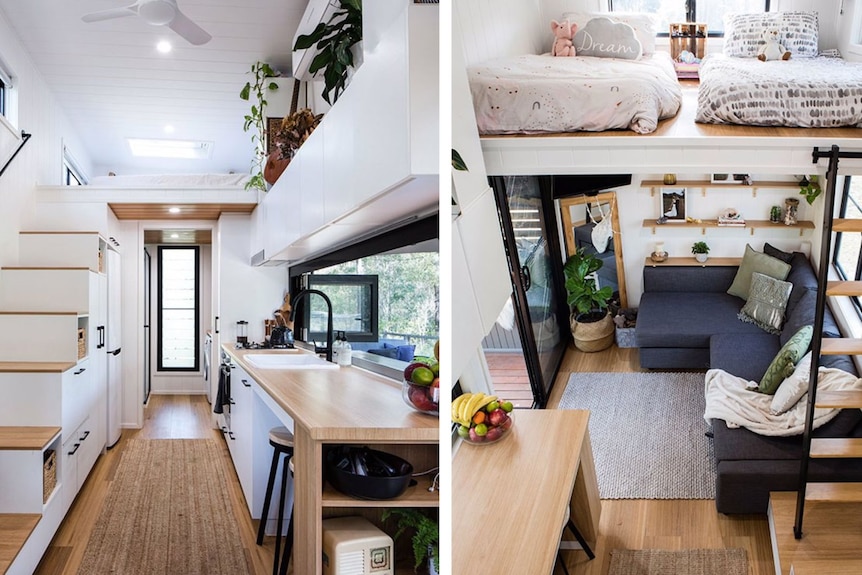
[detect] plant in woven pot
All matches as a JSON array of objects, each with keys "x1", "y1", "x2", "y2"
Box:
[{"x1": 564, "y1": 248, "x2": 614, "y2": 352}]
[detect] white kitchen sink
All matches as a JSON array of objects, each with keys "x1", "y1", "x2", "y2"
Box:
[{"x1": 243, "y1": 353, "x2": 338, "y2": 370}]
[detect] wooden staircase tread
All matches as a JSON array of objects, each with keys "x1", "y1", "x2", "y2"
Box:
[
  {"x1": 19, "y1": 231, "x2": 100, "y2": 235},
  {"x1": 0, "y1": 426, "x2": 61, "y2": 450},
  {"x1": 819, "y1": 338, "x2": 862, "y2": 355},
  {"x1": 0, "y1": 514, "x2": 41, "y2": 575},
  {"x1": 0, "y1": 361, "x2": 77, "y2": 373},
  {"x1": 809, "y1": 437, "x2": 862, "y2": 458},
  {"x1": 826, "y1": 280, "x2": 862, "y2": 296},
  {"x1": 0, "y1": 311, "x2": 81, "y2": 316},
  {"x1": 815, "y1": 390, "x2": 862, "y2": 408},
  {"x1": 832, "y1": 218, "x2": 862, "y2": 233},
  {"x1": 804, "y1": 482, "x2": 862, "y2": 502},
  {"x1": 0, "y1": 267, "x2": 90, "y2": 271}
]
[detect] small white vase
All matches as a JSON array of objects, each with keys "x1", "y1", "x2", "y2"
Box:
[{"x1": 695, "y1": 253, "x2": 708, "y2": 263}]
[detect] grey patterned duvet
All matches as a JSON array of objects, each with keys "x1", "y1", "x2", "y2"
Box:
[{"x1": 696, "y1": 53, "x2": 862, "y2": 128}]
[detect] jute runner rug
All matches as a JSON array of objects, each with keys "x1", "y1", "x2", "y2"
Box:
[
  {"x1": 608, "y1": 548, "x2": 748, "y2": 575},
  {"x1": 78, "y1": 439, "x2": 251, "y2": 575},
  {"x1": 558, "y1": 371, "x2": 715, "y2": 499}
]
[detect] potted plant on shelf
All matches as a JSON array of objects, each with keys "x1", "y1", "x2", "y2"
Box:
[
  {"x1": 293, "y1": 0, "x2": 362, "y2": 106},
  {"x1": 564, "y1": 248, "x2": 614, "y2": 352},
  {"x1": 382, "y1": 508, "x2": 439, "y2": 574},
  {"x1": 799, "y1": 175, "x2": 821, "y2": 205},
  {"x1": 691, "y1": 241, "x2": 710, "y2": 263},
  {"x1": 240, "y1": 61, "x2": 279, "y2": 192}
]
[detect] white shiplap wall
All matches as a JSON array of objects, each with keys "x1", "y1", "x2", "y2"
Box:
[
  {"x1": 0, "y1": 7, "x2": 92, "y2": 267},
  {"x1": 775, "y1": 0, "x2": 841, "y2": 50}
]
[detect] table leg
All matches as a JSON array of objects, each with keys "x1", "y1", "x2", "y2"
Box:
[
  {"x1": 292, "y1": 426, "x2": 323, "y2": 574},
  {"x1": 571, "y1": 431, "x2": 601, "y2": 545}
]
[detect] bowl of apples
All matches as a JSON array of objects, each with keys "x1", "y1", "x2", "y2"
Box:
[
  {"x1": 452, "y1": 392, "x2": 514, "y2": 445},
  {"x1": 402, "y1": 357, "x2": 439, "y2": 416}
]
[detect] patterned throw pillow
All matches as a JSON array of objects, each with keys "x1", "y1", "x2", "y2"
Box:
[
  {"x1": 759, "y1": 325, "x2": 813, "y2": 394},
  {"x1": 738, "y1": 272, "x2": 793, "y2": 334},
  {"x1": 562, "y1": 11, "x2": 657, "y2": 55},
  {"x1": 727, "y1": 244, "x2": 792, "y2": 301},
  {"x1": 723, "y1": 12, "x2": 819, "y2": 59}
]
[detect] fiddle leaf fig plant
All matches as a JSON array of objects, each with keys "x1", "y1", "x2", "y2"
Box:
[
  {"x1": 564, "y1": 248, "x2": 613, "y2": 319},
  {"x1": 240, "y1": 61, "x2": 279, "y2": 191},
  {"x1": 293, "y1": 0, "x2": 362, "y2": 105}
]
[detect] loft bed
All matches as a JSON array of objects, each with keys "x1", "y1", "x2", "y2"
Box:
[{"x1": 87, "y1": 173, "x2": 250, "y2": 188}]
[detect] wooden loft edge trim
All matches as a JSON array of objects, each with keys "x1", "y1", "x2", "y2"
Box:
[{"x1": 0, "y1": 426, "x2": 61, "y2": 450}]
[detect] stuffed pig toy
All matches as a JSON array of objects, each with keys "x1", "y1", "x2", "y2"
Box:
[
  {"x1": 551, "y1": 19, "x2": 577, "y2": 57},
  {"x1": 757, "y1": 28, "x2": 791, "y2": 61}
]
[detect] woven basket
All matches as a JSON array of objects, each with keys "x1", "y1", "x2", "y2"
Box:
[
  {"x1": 43, "y1": 449, "x2": 57, "y2": 503},
  {"x1": 77, "y1": 328, "x2": 86, "y2": 359},
  {"x1": 571, "y1": 313, "x2": 614, "y2": 352}
]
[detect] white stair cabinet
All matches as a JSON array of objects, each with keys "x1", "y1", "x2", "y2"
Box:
[
  {"x1": 257, "y1": 0, "x2": 438, "y2": 264},
  {"x1": 18, "y1": 231, "x2": 107, "y2": 273},
  {"x1": 0, "y1": 312, "x2": 88, "y2": 363},
  {"x1": 0, "y1": 427, "x2": 64, "y2": 575}
]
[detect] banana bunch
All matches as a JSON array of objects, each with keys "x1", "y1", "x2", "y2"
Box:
[{"x1": 451, "y1": 392, "x2": 497, "y2": 427}]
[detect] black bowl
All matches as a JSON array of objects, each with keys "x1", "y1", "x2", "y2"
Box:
[{"x1": 325, "y1": 447, "x2": 414, "y2": 500}]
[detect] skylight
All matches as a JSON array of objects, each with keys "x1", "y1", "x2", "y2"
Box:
[{"x1": 127, "y1": 138, "x2": 213, "y2": 159}]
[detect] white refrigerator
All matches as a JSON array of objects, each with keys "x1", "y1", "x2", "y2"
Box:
[{"x1": 107, "y1": 248, "x2": 122, "y2": 447}]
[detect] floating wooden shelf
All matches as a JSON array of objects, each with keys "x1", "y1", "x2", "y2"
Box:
[
  {"x1": 642, "y1": 219, "x2": 814, "y2": 236},
  {"x1": 641, "y1": 179, "x2": 800, "y2": 198},
  {"x1": 643, "y1": 257, "x2": 742, "y2": 267},
  {"x1": 0, "y1": 427, "x2": 61, "y2": 451},
  {"x1": 820, "y1": 338, "x2": 862, "y2": 355},
  {"x1": 815, "y1": 390, "x2": 862, "y2": 409},
  {"x1": 321, "y1": 475, "x2": 439, "y2": 508},
  {"x1": 810, "y1": 438, "x2": 862, "y2": 459}
]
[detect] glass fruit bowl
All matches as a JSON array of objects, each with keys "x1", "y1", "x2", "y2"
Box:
[
  {"x1": 402, "y1": 379, "x2": 439, "y2": 415},
  {"x1": 455, "y1": 397, "x2": 514, "y2": 445}
]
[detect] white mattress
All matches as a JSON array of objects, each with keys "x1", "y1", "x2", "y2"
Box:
[
  {"x1": 468, "y1": 52, "x2": 682, "y2": 135},
  {"x1": 87, "y1": 173, "x2": 249, "y2": 187},
  {"x1": 696, "y1": 54, "x2": 862, "y2": 128}
]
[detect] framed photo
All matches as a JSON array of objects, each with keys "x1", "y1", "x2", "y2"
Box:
[
  {"x1": 265, "y1": 116, "x2": 282, "y2": 155},
  {"x1": 660, "y1": 188, "x2": 686, "y2": 223}
]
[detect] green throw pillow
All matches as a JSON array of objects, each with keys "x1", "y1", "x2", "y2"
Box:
[
  {"x1": 738, "y1": 272, "x2": 793, "y2": 334},
  {"x1": 759, "y1": 325, "x2": 813, "y2": 394},
  {"x1": 727, "y1": 244, "x2": 792, "y2": 301}
]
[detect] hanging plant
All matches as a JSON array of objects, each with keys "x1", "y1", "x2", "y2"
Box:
[
  {"x1": 293, "y1": 0, "x2": 362, "y2": 105},
  {"x1": 273, "y1": 109, "x2": 324, "y2": 160},
  {"x1": 240, "y1": 62, "x2": 279, "y2": 191},
  {"x1": 799, "y1": 175, "x2": 821, "y2": 205}
]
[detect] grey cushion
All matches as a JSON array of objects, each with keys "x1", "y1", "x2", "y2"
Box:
[
  {"x1": 781, "y1": 289, "x2": 842, "y2": 347},
  {"x1": 727, "y1": 244, "x2": 791, "y2": 301},
  {"x1": 763, "y1": 242, "x2": 797, "y2": 264},
  {"x1": 710, "y1": 334, "x2": 780, "y2": 382},
  {"x1": 783, "y1": 253, "x2": 819, "y2": 317},
  {"x1": 643, "y1": 265, "x2": 737, "y2": 293},
  {"x1": 738, "y1": 272, "x2": 792, "y2": 334}
]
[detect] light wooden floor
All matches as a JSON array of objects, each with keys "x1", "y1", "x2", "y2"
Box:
[
  {"x1": 547, "y1": 344, "x2": 776, "y2": 575},
  {"x1": 34, "y1": 394, "x2": 282, "y2": 575}
]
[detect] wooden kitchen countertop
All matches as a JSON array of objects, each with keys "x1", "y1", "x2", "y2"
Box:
[
  {"x1": 222, "y1": 345, "x2": 438, "y2": 442},
  {"x1": 0, "y1": 362, "x2": 77, "y2": 373}
]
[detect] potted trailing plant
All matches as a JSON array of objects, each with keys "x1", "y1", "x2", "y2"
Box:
[
  {"x1": 564, "y1": 248, "x2": 614, "y2": 352},
  {"x1": 799, "y1": 175, "x2": 821, "y2": 205},
  {"x1": 240, "y1": 61, "x2": 279, "y2": 191},
  {"x1": 691, "y1": 241, "x2": 710, "y2": 263},
  {"x1": 293, "y1": 0, "x2": 362, "y2": 106},
  {"x1": 382, "y1": 508, "x2": 439, "y2": 574},
  {"x1": 770, "y1": 205, "x2": 782, "y2": 223}
]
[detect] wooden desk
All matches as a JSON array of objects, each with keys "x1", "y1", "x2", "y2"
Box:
[{"x1": 453, "y1": 410, "x2": 601, "y2": 574}]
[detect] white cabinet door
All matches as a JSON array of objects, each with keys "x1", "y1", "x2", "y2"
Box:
[
  {"x1": 452, "y1": 224, "x2": 487, "y2": 382},
  {"x1": 228, "y1": 364, "x2": 254, "y2": 509},
  {"x1": 74, "y1": 417, "x2": 100, "y2": 490},
  {"x1": 62, "y1": 361, "x2": 91, "y2": 436}
]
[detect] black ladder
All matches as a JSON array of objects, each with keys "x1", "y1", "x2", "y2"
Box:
[{"x1": 794, "y1": 145, "x2": 862, "y2": 539}]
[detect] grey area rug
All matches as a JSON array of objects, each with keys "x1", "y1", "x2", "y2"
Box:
[
  {"x1": 608, "y1": 548, "x2": 748, "y2": 575},
  {"x1": 558, "y1": 371, "x2": 715, "y2": 499},
  {"x1": 77, "y1": 439, "x2": 251, "y2": 575}
]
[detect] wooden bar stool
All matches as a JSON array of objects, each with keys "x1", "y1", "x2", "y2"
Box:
[
  {"x1": 256, "y1": 426, "x2": 294, "y2": 575},
  {"x1": 278, "y1": 458, "x2": 295, "y2": 575}
]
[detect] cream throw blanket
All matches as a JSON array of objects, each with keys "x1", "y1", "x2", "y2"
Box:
[{"x1": 704, "y1": 368, "x2": 862, "y2": 436}]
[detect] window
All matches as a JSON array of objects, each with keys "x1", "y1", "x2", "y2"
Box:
[
  {"x1": 289, "y1": 214, "x2": 439, "y2": 358},
  {"x1": 157, "y1": 246, "x2": 200, "y2": 371},
  {"x1": 834, "y1": 176, "x2": 862, "y2": 316},
  {"x1": 62, "y1": 145, "x2": 87, "y2": 185},
  {"x1": 610, "y1": 0, "x2": 770, "y2": 35}
]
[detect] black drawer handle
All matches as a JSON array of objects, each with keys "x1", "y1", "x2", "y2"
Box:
[
  {"x1": 74, "y1": 368, "x2": 86, "y2": 375},
  {"x1": 229, "y1": 399, "x2": 235, "y2": 405},
  {"x1": 220, "y1": 426, "x2": 228, "y2": 434},
  {"x1": 79, "y1": 430, "x2": 90, "y2": 442},
  {"x1": 241, "y1": 379, "x2": 251, "y2": 388},
  {"x1": 68, "y1": 443, "x2": 80, "y2": 455},
  {"x1": 228, "y1": 432, "x2": 235, "y2": 440}
]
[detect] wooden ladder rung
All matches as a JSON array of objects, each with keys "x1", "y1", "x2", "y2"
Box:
[
  {"x1": 810, "y1": 437, "x2": 862, "y2": 458},
  {"x1": 833, "y1": 218, "x2": 862, "y2": 233},
  {"x1": 804, "y1": 482, "x2": 862, "y2": 502},
  {"x1": 826, "y1": 280, "x2": 862, "y2": 296},
  {"x1": 820, "y1": 338, "x2": 862, "y2": 355},
  {"x1": 815, "y1": 390, "x2": 862, "y2": 409}
]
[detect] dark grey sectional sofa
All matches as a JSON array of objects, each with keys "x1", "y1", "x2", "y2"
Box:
[{"x1": 636, "y1": 251, "x2": 862, "y2": 514}]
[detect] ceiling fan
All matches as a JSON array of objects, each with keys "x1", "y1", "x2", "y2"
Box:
[{"x1": 81, "y1": 0, "x2": 212, "y2": 45}]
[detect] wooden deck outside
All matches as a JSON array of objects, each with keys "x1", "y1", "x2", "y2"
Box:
[{"x1": 484, "y1": 351, "x2": 534, "y2": 408}]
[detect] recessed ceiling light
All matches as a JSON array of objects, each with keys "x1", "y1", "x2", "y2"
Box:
[
  {"x1": 157, "y1": 41, "x2": 172, "y2": 54},
  {"x1": 164, "y1": 124, "x2": 175, "y2": 134},
  {"x1": 170, "y1": 233, "x2": 179, "y2": 239},
  {"x1": 169, "y1": 207, "x2": 181, "y2": 214},
  {"x1": 127, "y1": 138, "x2": 213, "y2": 159}
]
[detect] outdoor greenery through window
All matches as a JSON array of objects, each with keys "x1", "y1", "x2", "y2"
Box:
[
  {"x1": 834, "y1": 176, "x2": 862, "y2": 316},
  {"x1": 309, "y1": 249, "x2": 439, "y2": 357},
  {"x1": 609, "y1": 0, "x2": 769, "y2": 35},
  {"x1": 158, "y1": 246, "x2": 200, "y2": 371}
]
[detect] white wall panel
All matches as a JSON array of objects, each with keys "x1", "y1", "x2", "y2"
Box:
[
  {"x1": 775, "y1": 0, "x2": 840, "y2": 49},
  {"x1": 455, "y1": 0, "x2": 547, "y2": 66}
]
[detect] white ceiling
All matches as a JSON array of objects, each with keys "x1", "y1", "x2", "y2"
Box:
[{"x1": 0, "y1": 0, "x2": 307, "y2": 177}]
